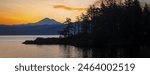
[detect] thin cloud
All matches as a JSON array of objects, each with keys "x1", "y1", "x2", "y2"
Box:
[{"x1": 52, "y1": 5, "x2": 87, "y2": 11}]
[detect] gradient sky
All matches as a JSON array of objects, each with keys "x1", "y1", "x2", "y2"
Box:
[{"x1": 0, "y1": 0, "x2": 149, "y2": 25}]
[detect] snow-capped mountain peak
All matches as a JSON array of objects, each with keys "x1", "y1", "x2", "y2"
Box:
[{"x1": 34, "y1": 18, "x2": 61, "y2": 25}]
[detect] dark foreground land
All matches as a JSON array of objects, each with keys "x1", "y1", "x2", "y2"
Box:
[
  {"x1": 23, "y1": 35, "x2": 92, "y2": 47},
  {"x1": 23, "y1": 35, "x2": 150, "y2": 58}
]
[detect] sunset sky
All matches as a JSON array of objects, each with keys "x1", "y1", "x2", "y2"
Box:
[{"x1": 0, "y1": 0, "x2": 149, "y2": 25}]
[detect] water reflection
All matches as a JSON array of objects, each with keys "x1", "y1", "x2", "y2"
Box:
[
  {"x1": 0, "y1": 36, "x2": 150, "y2": 58},
  {"x1": 59, "y1": 45, "x2": 93, "y2": 58},
  {"x1": 0, "y1": 36, "x2": 94, "y2": 58}
]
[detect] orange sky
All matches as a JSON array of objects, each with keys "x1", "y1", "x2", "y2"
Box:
[
  {"x1": 0, "y1": 0, "x2": 149, "y2": 25},
  {"x1": 0, "y1": 0, "x2": 99, "y2": 25}
]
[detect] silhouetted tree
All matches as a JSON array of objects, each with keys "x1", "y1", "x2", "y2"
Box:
[
  {"x1": 60, "y1": 18, "x2": 73, "y2": 37},
  {"x1": 142, "y1": 3, "x2": 150, "y2": 40},
  {"x1": 80, "y1": 13, "x2": 91, "y2": 34}
]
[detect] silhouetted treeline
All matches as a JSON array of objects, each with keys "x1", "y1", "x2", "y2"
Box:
[
  {"x1": 58, "y1": 0, "x2": 150, "y2": 57},
  {"x1": 61, "y1": 0, "x2": 150, "y2": 46}
]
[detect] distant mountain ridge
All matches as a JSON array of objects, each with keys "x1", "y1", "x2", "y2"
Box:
[
  {"x1": 0, "y1": 18, "x2": 66, "y2": 35},
  {"x1": 0, "y1": 18, "x2": 61, "y2": 26}
]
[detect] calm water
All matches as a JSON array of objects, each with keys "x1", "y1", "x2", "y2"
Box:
[{"x1": 0, "y1": 36, "x2": 93, "y2": 58}]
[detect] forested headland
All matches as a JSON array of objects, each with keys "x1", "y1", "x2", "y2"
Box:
[{"x1": 23, "y1": 0, "x2": 150, "y2": 57}]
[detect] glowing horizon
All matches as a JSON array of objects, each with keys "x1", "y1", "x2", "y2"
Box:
[
  {"x1": 0, "y1": 0, "x2": 149, "y2": 25},
  {"x1": 0, "y1": 0, "x2": 99, "y2": 25}
]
